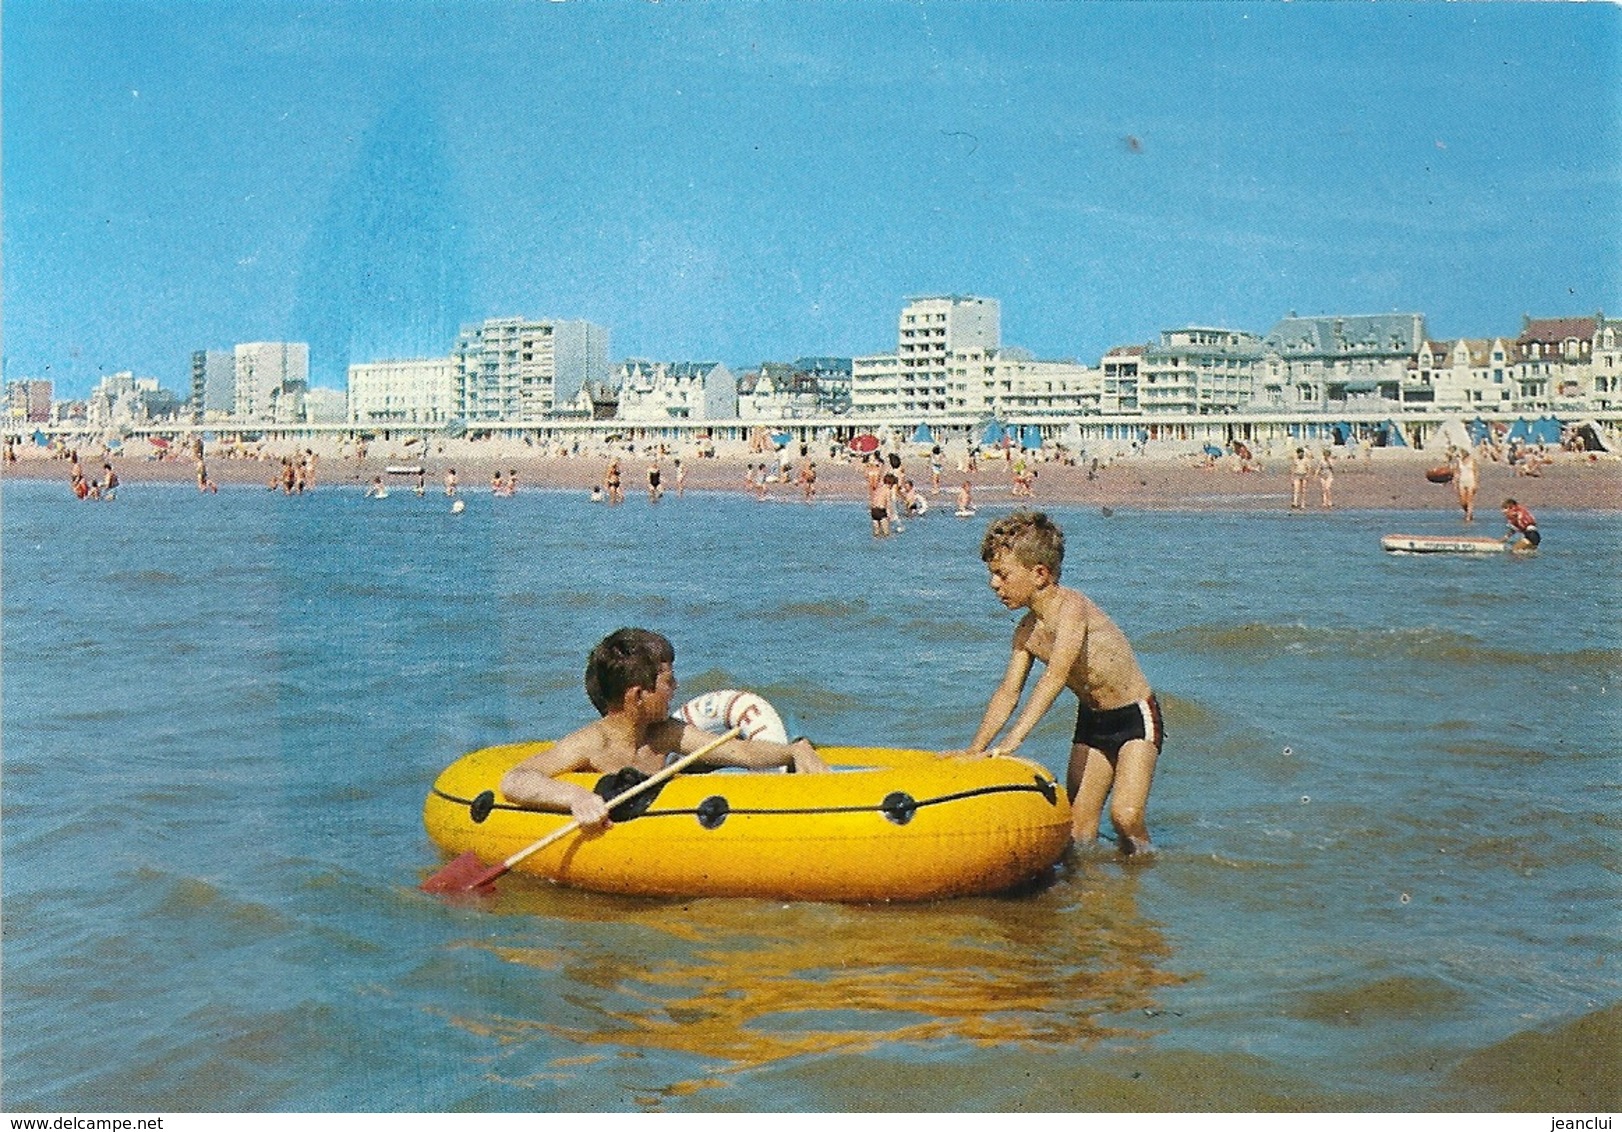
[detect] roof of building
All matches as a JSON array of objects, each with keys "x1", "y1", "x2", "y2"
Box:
[
  {"x1": 1264, "y1": 313, "x2": 1426, "y2": 356},
  {"x1": 1518, "y1": 316, "x2": 1599, "y2": 344}
]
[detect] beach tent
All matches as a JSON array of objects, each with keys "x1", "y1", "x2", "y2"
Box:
[
  {"x1": 910, "y1": 423, "x2": 935, "y2": 445},
  {"x1": 1432, "y1": 417, "x2": 1471, "y2": 451},
  {"x1": 980, "y1": 421, "x2": 1008, "y2": 448},
  {"x1": 1507, "y1": 418, "x2": 1532, "y2": 444},
  {"x1": 1573, "y1": 420, "x2": 1615, "y2": 452},
  {"x1": 1020, "y1": 425, "x2": 1043, "y2": 450},
  {"x1": 1468, "y1": 418, "x2": 1491, "y2": 445},
  {"x1": 1059, "y1": 422, "x2": 1085, "y2": 451},
  {"x1": 1530, "y1": 417, "x2": 1562, "y2": 445},
  {"x1": 1333, "y1": 422, "x2": 1354, "y2": 446},
  {"x1": 1378, "y1": 421, "x2": 1409, "y2": 447}
]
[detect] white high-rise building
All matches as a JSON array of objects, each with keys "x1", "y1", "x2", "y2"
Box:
[
  {"x1": 234, "y1": 342, "x2": 309, "y2": 422},
  {"x1": 455, "y1": 317, "x2": 609, "y2": 422},
  {"x1": 854, "y1": 295, "x2": 1001, "y2": 416}
]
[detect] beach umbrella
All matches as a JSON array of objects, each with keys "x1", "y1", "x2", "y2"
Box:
[
  {"x1": 849, "y1": 433, "x2": 880, "y2": 454},
  {"x1": 149, "y1": 436, "x2": 171, "y2": 449},
  {"x1": 1204, "y1": 443, "x2": 1224, "y2": 457},
  {"x1": 771, "y1": 431, "x2": 793, "y2": 449}
]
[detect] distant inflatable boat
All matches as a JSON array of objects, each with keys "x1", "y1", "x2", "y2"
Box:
[
  {"x1": 1381, "y1": 534, "x2": 1505, "y2": 554},
  {"x1": 423, "y1": 743, "x2": 1072, "y2": 902}
]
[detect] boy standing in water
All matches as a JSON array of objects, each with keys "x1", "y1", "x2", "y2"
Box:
[
  {"x1": 949, "y1": 511, "x2": 1163, "y2": 855},
  {"x1": 501, "y1": 628, "x2": 828, "y2": 827}
]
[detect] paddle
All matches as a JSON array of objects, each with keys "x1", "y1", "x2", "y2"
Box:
[{"x1": 420, "y1": 726, "x2": 743, "y2": 897}]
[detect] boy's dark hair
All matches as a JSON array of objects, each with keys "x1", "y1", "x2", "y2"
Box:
[
  {"x1": 980, "y1": 510, "x2": 1065, "y2": 577},
  {"x1": 584, "y1": 627, "x2": 674, "y2": 715}
]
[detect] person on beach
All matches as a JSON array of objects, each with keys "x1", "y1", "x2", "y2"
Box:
[
  {"x1": 1290, "y1": 448, "x2": 1310, "y2": 509},
  {"x1": 99, "y1": 463, "x2": 119, "y2": 500},
  {"x1": 947, "y1": 510, "x2": 1163, "y2": 855},
  {"x1": 799, "y1": 459, "x2": 818, "y2": 503},
  {"x1": 1451, "y1": 445, "x2": 1478, "y2": 521},
  {"x1": 868, "y1": 464, "x2": 892, "y2": 537},
  {"x1": 366, "y1": 476, "x2": 387, "y2": 498},
  {"x1": 647, "y1": 459, "x2": 662, "y2": 502},
  {"x1": 604, "y1": 459, "x2": 623, "y2": 505},
  {"x1": 499, "y1": 627, "x2": 830, "y2": 826},
  {"x1": 957, "y1": 480, "x2": 975, "y2": 515},
  {"x1": 444, "y1": 468, "x2": 458, "y2": 497},
  {"x1": 1501, "y1": 498, "x2": 1541, "y2": 552},
  {"x1": 1317, "y1": 448, "x2": 1334, "y2": 509},
  {"x1": 674, "y1": 458, "x2": 687, "y2": 497}
]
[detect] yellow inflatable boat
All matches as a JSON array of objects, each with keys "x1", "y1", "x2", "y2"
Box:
[{"x1": 423, "y1": 743, "x2": 1072, "y2": 902}]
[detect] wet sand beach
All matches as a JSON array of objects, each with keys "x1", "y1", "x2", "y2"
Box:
[{"x1": 7, "y1": 439, "x2": 1619, "y2": 514}]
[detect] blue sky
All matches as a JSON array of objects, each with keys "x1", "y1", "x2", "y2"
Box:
[{"x1": 5, "y1": 1, "x2": 1619, "y2": 396}]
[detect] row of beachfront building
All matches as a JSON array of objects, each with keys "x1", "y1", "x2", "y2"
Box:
[{"x1": 11, "y1": 296, "x2": 1622, "y2": 434}]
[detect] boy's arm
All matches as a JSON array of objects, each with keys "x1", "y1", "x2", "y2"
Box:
[
  {"x1": 963, "y1": 645, "x2": 1035, "y2": 754},
  {"x1": 499, "y1": 740, "x2": 612, "y2": 827},
  {"x1": 999, "y1": 592, "x2": 1088, "y2": 753},
  {"x1": 672, "y1": 722, "x2": 830, "y2": 774}
]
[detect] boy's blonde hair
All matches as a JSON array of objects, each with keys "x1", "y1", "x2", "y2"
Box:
[{"x1": 980, "y1": 510, "x2": 1064, "y2": 578}]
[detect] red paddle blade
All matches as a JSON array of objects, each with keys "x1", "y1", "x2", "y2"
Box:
[{"x1": 421, "y1": 850, "x2": 507, "y2": 895}]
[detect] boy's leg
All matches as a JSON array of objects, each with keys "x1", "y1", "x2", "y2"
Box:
[
  {"x1": 1108, "y1": 738, "x2": 1160, "y2": 855},
  {"x1": 1066, "y1": 743, "x2": 1114, "y2": 844}
]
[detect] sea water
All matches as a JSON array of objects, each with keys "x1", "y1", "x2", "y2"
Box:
[{"x1": 2, "y1": 476, "x2": 1617, "y2": 1112}]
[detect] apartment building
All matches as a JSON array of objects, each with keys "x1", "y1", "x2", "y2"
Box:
[
  {"x1": 1133, "y1": 328, "x2": 1264, "y2": 414},
  {"x1": 1258, "y1": 313, "x2": 1426, "y2": 410},
  {"x1": 234, "y1": 342, "x2": 310, "y2": 422},
  {"x1": 1514, "y1": 315, "x2": 1598, "y2": 410},
  {"x1": 976, "y1": 350, "x2": 1103, "y2": 418},
  {"x1": 615, "y1": 360, "x2": 737, "y2": 422},
  {"x1": 349, "y1": 357, "x2": 458, "y2": 425},
  {"x1": 190, "y1": 350, "x2": 235, "y2": 419},
  {"x1": 1409, "y1": 338, "x2": 1516, "y2": 411},
  {"x1": 454, "y1": 317, "x2": 609, "y2": 422},
  {"x1": 854, "y1": 295, "x2": 1001, "y2": 416},
  {"x1": 6, "y1": 379, "x2": 54, "y2": 424},
  {"x1": 737, "y1": 357, "x2": 853, "y2": 419}
]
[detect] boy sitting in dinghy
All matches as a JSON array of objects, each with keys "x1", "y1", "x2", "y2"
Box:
[
  {"x1": 946, "y1": 511, "x2": 1163, "y2": 856},
  {"x1": 500, "y1": 627, "x2": 828, "y2": 829}
]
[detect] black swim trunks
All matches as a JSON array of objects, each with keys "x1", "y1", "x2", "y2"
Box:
[
  {"x1": 1523, "y1": 526, "x2": 1541, "y2": 547},
  {"x1": 1073, "y1": 695, "x2": 1164, "y2": 754}
]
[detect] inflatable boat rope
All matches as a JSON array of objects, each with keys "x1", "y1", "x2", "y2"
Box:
[{"x1": 434, "y1": 770, "x2": 1060, "y2": 831}]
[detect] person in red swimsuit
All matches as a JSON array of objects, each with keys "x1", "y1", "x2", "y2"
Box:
[{"x1": 1501, "y1": 498, "x2": 1541, "y2": 552}]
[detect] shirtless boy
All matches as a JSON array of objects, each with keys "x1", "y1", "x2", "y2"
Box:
[
  {"x1": 500, "y1": 627, "x2": 829, "y2": 828},
  {"x1": 951, "y1": 511, "x2": 1163, "y2": 855}
]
